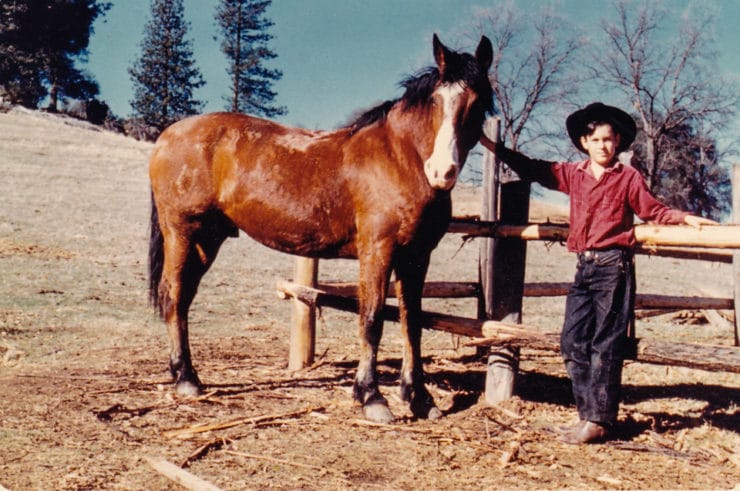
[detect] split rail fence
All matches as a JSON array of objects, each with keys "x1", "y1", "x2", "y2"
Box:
[{"x1": 277, "y1": 118, "x2": 740, "y2": 403}]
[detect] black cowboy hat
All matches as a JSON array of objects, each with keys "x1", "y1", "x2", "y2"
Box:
[{"x1": 566, "y1": 102, "x2": 637, "y2": 154}]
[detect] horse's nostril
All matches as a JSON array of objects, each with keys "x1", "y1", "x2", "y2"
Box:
[{"x1": 444, "y1": 167, "x2": 456, "y2": 181}]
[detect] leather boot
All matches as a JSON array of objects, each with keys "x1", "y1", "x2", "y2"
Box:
[
  {"x1": 554, "y1": 419, "x2": 585, "y2": 434},
  {"x1": 560, "y1": 421, "x2": 610, "y2": 444}
]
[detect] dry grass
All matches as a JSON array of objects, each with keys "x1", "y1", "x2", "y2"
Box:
[{"x1": 0, "y1": 108, "x2": 738, "y2": 490}]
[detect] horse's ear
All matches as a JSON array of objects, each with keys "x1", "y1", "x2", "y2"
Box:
[
  {"x1": 475, "y1": 36, "x2": 493, "y2": 72},
  {"x1": 432, "y1": 33, "x2": 450, "y2": 75}
]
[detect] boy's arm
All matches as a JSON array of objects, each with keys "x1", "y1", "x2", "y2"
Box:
[
  {"x1": 479, "y1": 134, "x2": 561, "y2": 190},
  {"x1": 627, "y1": 172, "x2": 719, "y2": 226}
]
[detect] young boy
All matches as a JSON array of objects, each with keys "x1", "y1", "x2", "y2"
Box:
[{"x1": 479, "y1": 102, "x2": 716, "y2": 444}]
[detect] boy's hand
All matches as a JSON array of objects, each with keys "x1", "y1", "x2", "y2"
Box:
[{"x1": 684, "y1": 215, "x2": 718, "y2": 228}]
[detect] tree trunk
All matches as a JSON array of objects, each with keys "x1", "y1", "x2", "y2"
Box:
[
  {"x1": 645, "y1": 134, "x2": 657, "y2": 191},
  {"x1": 47, "y1": 83, "x2": 59, "y2": 112}
]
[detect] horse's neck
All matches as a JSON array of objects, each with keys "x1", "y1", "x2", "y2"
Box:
[{"x1": 386, "y1": 108, "x2": 434, "y2": 165}]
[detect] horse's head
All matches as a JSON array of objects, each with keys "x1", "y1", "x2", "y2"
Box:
[{"x1": 423, "y1": 34, "x2": 493, "y2": 190}]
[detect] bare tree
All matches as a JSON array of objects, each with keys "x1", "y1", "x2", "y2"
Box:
[
  {"x1": 593, "y1": 0, "x2": 738, "y2": 192},
  {"x1": 465, "y1": 2, "x2": 583, "y2": 152}
]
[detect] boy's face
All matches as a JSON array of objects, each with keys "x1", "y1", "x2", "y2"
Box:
[{"x1": 580, "y1": 123, "x2": 620, "y2": 167}]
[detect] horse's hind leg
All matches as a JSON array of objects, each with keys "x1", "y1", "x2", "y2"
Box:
[
  {"x1": 394, "y1": 250, "x2": 442, "y2": 420},
  {"x1": 159, "y1": 213, "x2": 233, "y2": 395}
]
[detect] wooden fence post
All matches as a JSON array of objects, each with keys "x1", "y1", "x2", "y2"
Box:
[
  {"x1": 289, "y1": 257, "x2": 318, "y2": 370},
  {"x1": 732, "y1": 165, "x2": 740, "y2": 346},
  {"x1": 479, "y1": 118, "x2": 530, "y2": 403}
]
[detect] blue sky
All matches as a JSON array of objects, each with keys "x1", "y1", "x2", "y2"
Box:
[{"x1": 87, "y1": 0, "x2": 740, "y2": 134}]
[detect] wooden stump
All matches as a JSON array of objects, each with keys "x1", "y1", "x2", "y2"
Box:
[{"x1": 288, "y1": 257, "x2": 318, "y2": 371}]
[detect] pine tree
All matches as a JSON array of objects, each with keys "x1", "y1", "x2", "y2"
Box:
[
  {"x1": 0, "y1": 2, "x2": 42, "y2": 106},
  {"x1": 0, "y1": 1, "x2": 109, "y2": 109},
  {"x1": 129, "y1": 0, "x2": 205, "y2": 133},
  {"x1": 215, "y1": 0, "x2": 285, "y2": 117}
]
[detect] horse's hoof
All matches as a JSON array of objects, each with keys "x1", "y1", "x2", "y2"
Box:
[
  {"x1": 363, "y1": 402, "x2": 395, "y2": 424},
  {"x1": 410, "y1": 396, "x2": 442, "y2": 420},
  {"x1": 427, "y1": 406, "x2": 443, "y2": 420},
  {"x1": 412, "y1": 404, "x2": 442, "y2": 420},
  {"x1": 175, "y1": 380, "x2": 201, "y2": 397}
]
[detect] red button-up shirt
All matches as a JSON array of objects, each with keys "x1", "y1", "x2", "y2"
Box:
[{"x1": 496, "y1": 145, "x2": 688, "y2": 252}]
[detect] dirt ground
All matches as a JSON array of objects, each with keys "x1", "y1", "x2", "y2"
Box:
[{"x1": 0, "y1": 108, "x2": 738, "y2": 490}]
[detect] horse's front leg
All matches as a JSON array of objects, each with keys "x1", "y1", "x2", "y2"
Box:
[
  {"x1": 394, "y1": 250, "x2": 442, "y2": 420},
  {"x1": 354, "y1": 247, "x2": 394, "y2": 423}
]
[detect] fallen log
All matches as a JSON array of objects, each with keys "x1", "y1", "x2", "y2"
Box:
[{"x1": 276, "y1": 281, "x2": 740, "y2": 373}]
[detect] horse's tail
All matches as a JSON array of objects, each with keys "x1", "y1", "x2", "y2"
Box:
[{"x1": 148, "y1": 190, "x2": 165, "y2": 318}]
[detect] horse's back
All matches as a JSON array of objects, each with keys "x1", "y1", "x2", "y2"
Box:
[
  {"x1": 150, "y1": 112, "x2": 310, "y2": 208},
  {"x1": 149, "y1": 113, "x2": 359, "y2": 257}
]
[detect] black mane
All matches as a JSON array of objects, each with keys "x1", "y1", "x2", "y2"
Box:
[{"x1": 346, "y1": 48, "x2": 493, "y2": 136}]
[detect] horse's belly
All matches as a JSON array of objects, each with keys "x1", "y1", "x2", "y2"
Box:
[{"x1": 231, "y1": 211, "x2": 357, "y2": 259}]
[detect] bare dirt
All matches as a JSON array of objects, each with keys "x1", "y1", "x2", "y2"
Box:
[{"x1": 0, "y1": 108, "x2": 737, "y2": 490}]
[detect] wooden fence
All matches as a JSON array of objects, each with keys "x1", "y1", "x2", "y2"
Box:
[{"x1": 277, "y1": 117, "x2": 740, "y2": 403}]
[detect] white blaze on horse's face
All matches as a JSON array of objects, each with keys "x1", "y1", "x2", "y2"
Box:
[{"x1": 424, "y1": 82, "x2": 466, "y2": 191}]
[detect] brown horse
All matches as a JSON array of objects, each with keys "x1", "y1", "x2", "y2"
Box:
[{"x1": 149, "y1": 34, "x2": 493, "y2": 423}]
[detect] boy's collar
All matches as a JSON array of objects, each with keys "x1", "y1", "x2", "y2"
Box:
[{"x1": 577, "y1": 159, "x2": 624, "y2": 174}]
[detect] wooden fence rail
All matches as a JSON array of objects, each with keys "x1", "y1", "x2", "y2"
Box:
[
  {"x1": 305, "y1": 280, "x2": 733, "y2": 311},
  {"x1": 277, "y1": 280, "x2": 740, "y2": 374},
  {"x1": 449, "y1": 220, "x2": 740, "y2": 249}
]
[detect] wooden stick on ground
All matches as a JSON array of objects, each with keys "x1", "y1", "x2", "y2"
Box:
[
  {"x1": 181, "y1": 415, "x2": 324, "y2": 467},
  {"x1": 163, "y1": 406, "x2": 323, "y2": 439},
  {"x1": 223, "y1": 450, "x2": 349, "y2": 483},
  {"x1": 144, "y1": 456, "x2": 222, "y2": 491}
]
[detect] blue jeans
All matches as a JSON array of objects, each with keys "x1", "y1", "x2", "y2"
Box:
[{"x1": 560, "y1": 248, "x2": 635, "y2": 425}]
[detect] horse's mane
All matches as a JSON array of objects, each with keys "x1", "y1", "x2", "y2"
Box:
[{"x1": 346, "y1": 49, "x2": 493, "y2": 136}]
